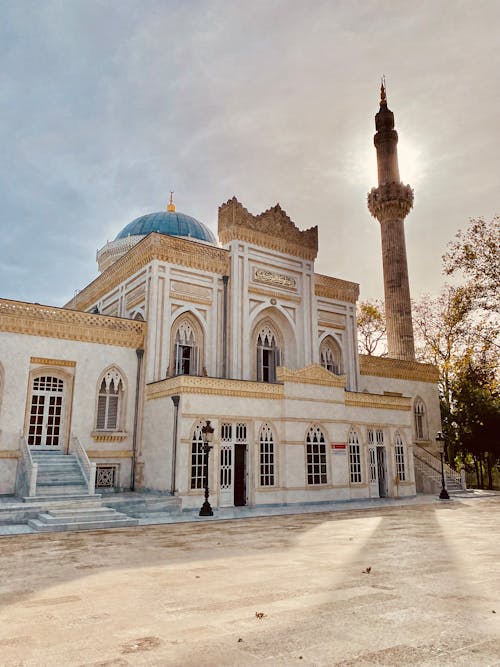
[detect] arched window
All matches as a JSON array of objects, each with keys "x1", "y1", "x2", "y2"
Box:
[
  {"x1": 395, "y1": 432, "x2": 406, "y2": 481},
  {"x1": 28, "y1": 375, "x2": 65, "y2": 447},
  {"x1": 414, "y1": 398, "x2": 426, "y2": 440},
  {"x1": 259, "y1": 423, "x2": 275, "y2": 487},
  {"x1": 320, "y1": 337, "x2": 342, "y2": 375},
  {"x1": 348, "y1": 429, "x2": 362, "y2": 483},
  {"x1": 96, "y1": 368, "x2": 125, "y2": 431},
  {"x1": 256, "y1": 324, "x2": 281, "y2": 383},
  {"x1": 190, "y1": 422, "x2": 205, "y2": 489},
  {"x1": 171, "y1": 316, "x2": 203, "y2": 377},
  {"x1": 306, "y1": 425, "x2": 327, "y2": 485}
]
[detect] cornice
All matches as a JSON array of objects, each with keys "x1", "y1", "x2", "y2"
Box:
[
  {"x1": 218, "y1": 197, "x2": 318, "y2": 260},
  {"x1": 359, "y1": 355, "x2": 439, "y2": 383},
  {"x1": 67, "y1": 233, "x2": 230, "y2": 311},
  {"x1": 0, "y1": 298, "x2": 146, "y2": 349},
  {"x1": 147, "y1": 375, "x2": 284, "y2": 401},
  {"x1": 345, "y1": 391, "x2": 411, "y2": 411},
  {"x1": 314, "y1": 274, "x2": 359, "y2": 303},
  {"x1": 277, "y1": 364, "x2": 346, "y2": 388},
  {"x1": 248, "y1": 286, "x2": 302, "y2": 303}
]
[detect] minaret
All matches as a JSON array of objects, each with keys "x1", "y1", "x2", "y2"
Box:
[{"x1": 367, "y1": 81, "x2": 415, "y2": 361}]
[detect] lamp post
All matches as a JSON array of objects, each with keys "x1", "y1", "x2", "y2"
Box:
[
  {"x1": 199, "y1": 420, "x2": 215, "y2": 516},
  {"x1": 435, "y1": 431, "x2": 450, "y2": 500}
]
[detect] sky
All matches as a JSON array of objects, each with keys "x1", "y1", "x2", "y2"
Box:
[{"x1": 1, "y1": 0, "x2": 499, "y2": 307}]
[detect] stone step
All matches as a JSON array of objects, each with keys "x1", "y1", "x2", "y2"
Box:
[
  {"x1": 37, "y1": 509, "x2": 126, "y2": 523},
  {"x1": 27, "y1": 517, "x2": 138, "y2": 532},
  {"x1": 20, "y1": 495, "x2": 101, "y2": 503},
  {"x1": 36, "y1": 485, "x2": 89, "y2": 496}
]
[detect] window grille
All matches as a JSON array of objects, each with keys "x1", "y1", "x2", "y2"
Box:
[
  {"x1": 348, "y1": 430, "x2": 362, "y2": 483},
  {"x1": 221, "y1": 423, "x2": 232, "y2": 442},
  {"x1": 376, "y1": 429, "x2": 384, "y2": 446},
  {"x1": 95, "y1": 465, "x2": 117, "y2": 489},
  {"x1": 190, "y1": 423, "x2": 205, "y2": 489},
  {"x1": 395, "y1": 433, "x2": 406, "y2": 481},
  {"x1": 235, "y1": 423, "x2": 247, "y2": 442},
  {"x1": 306, "y1": 425, "x2": 327, "y2": 485},
  {"x1": 259, "y1": 424, "x2": 275, "y2": 487}
]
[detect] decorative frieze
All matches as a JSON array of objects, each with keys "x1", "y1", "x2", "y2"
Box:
[
  {"x1": 30, "y1": 357, "x2": 76, "y2": 367},
  {"x1": 359, "y1": 355, "x2": 439, "y2": 383},
  {"x1": 314, "y1": 274, "x2": 359, "y2": 303},
  {"x1": 277, "y1": 364, "x2": 346, "y2": 388},
  {"x1": 345, "y1": 391, "x2": 411, "y2": 411},
  {"x1": 0, "y1": 298, "x2": 146, "y2": 348},
  {"x1": 147, "y1": 375, "x2": 284, "y2": 401},
  {"x1": 67, "y1": 233, "x2": 230, "y2": 312}
]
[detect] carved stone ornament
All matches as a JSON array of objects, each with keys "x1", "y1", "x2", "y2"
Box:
[
  {"x1": 253, "y1": 268, "x2": 297, "y2": 289},
  {"x1": 367, "y1": 181, "x2": 414, "y2": 222},
  {"x1": 218, "y1": 197, "x2": 318, "y2": 260},
  {"x1": 276, "y1": 364, "x2": 346, "y2": 388},
  {"x1": 359, "y1": 354, "x2": 439, "y2": 383}
]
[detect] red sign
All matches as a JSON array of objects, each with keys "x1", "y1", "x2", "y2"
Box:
[{"x1": 332, "y1": 443, "x2": 346, "y2": 449}]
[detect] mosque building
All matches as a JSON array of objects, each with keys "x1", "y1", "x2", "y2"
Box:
[{"x1": 0, "y1": 87, "x2": 450, "y2": 524}]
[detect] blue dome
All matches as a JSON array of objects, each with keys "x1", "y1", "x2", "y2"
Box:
[{"x1": 115, "y1": 211, "x2": 217, "y2": 244}]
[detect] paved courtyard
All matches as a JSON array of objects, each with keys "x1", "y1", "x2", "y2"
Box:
[{"x1": 0, "y1": 497, "x2": 499, "y2": 666}]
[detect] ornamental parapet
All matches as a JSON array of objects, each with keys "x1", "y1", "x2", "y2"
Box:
[
  {"x1": 218, "y1": 197, "x2": 318, "y2": 260},
  {"x1": 146, "y1": 375, "x2": 284, "y2": 401},
  {"x1": 68, "y1": 232, "x2": 230, "y2": 311},
  {"x1": 0, "y1": 298, "x2": 146, "y2": 348},
  {"x1": 367, "y1": 181, "x2": 414, "y2": 221},
  {"x1": 314, "y1": 274, "x2": 360, "y2": 303},
  {"x1": 345, "y1": 391, "x2": 412, "y2": 411},
  {"x1": 277, "y1": 364, "x2": 346, "y2": 388},
  {"x1": 359, "y1": 354, "x2": 439, "y2": 383}
]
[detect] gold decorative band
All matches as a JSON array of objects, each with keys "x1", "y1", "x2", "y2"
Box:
[{"x1": 30, "y1": 357, "x2": 76, "y2": 367}]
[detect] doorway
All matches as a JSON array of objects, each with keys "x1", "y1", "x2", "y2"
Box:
[
  {"x1": 27, "y1": 376, "x2": 64, "y2": 448},
  {"x1": 234, "y1": 444, "x2": 247, "y2": 506}
]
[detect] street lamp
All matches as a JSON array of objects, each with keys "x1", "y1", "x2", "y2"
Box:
[
  {"x1": 435, "y1": 431, "x2": 450, "y2": 500},
  {"x1": 199, "y1": 420, "x2": 215, "y2": 517}
]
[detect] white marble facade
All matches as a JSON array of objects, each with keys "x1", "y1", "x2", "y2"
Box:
[{"x1": 0, "y1": 197, "x2": 441, "y2": 506}]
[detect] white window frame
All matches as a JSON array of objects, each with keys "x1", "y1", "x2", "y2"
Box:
[
  {"x1": 259, "y1": 424, "x2": 276, "y2": 487},
  {"x1": 95, "y1": 368, "x2": 125, "y2": 432},
  {"x1": 190, "y1": 423, "x2": 205, "y2": 490},
  {"x1": 395, "y1": 433, "x2": 406, "y2": 482},
  {"x1": 306, "y1": 425, "x2": 328, "y2": 485},
  {"x1": 348, "y1": 430, "x2": 362, "y2": 483}
]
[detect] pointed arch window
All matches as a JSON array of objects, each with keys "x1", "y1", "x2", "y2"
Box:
[
  {"x1": 414, "y1": 398, "x2": 426, "y2": 440},
  {"x1": 96, "y1": 369, "x2": 125, "y2": 431},
  {"x1": 256, "y1": 325, "x2": 281, "y2": 383},
  {"x1": 259, "y1": 423, "x2": 276, "y2": 487},
  {"x1": 348, "y1": 429, "x2": 362, "y2": 483},
  {"x1": 320, "y1": 338, "x2": 342, "y2": 375},
  {"x1": 175, "y1": 321, "x2": 199, "y2": 376},
  {"x1": 306, "y1": 425, "x2": 327, "y2": 485}
]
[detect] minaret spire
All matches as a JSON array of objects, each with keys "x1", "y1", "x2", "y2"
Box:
[{"x1": 367, "y1": 82, "x2": 416, "y2": 361}]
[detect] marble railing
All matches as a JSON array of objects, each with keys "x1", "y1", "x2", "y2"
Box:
[
  {"x1": 16, "y1": 435, "x2": 38, "y2": 497},
  {"x1": 70, "y1": 435, "x2": 96, "y2": 495}
]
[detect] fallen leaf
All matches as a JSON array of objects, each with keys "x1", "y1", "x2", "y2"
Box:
[
  {"x1": 362, "y1": 566, "x2": 372, "y2": 574},
  {"x1": 238, "y1": 638, "x2": 243, "y2": 642},
  {"x1": 255, "y1": 611, "x2": 266, "y2": 619}
]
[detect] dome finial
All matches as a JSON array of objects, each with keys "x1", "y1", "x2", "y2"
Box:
[
  {"x1": 380, "y1": 75, "x2": 387, "y2": 107},
  {"x1": 167, "y1": 191, "x2": 176, "y2": 212}
]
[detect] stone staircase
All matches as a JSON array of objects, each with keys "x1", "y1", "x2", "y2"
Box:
[
  {"x1": 413, "y1": 445, "x2": 467, "y2": 495},
  {"x1": 27, "y1": 502, "x2": 138, "y2": 532},
  {"x1": 30, "y1": 450, "x2": 90, "y2": 497},
  {"x1": 23, "y1": 450, "x2": 138, "y2": 531}
]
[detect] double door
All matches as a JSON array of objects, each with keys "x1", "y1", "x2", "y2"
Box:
[{"x1": 27, "y1": 376, "x2": 64, "y2": 448}]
